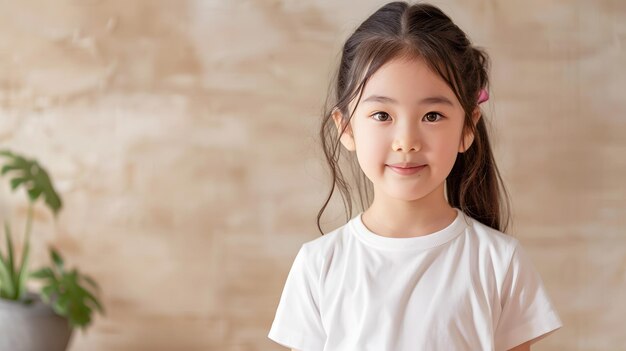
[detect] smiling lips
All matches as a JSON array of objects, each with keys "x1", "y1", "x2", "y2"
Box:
[{"x1": 386, "y1": 163, "x2": 427, "y2": 175}]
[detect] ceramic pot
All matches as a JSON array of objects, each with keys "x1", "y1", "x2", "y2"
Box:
[{"x1": 0, "y1": 292, "x2": 73, "y2": 351}]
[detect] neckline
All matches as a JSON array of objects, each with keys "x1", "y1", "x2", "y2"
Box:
[{"x1": 349, "y1": 208, "x2": 469, "y2": 251}]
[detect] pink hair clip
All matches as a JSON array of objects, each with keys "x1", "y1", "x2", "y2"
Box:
[{"x1": 477, "y1": 88, "x2": 489, "y2": 104}]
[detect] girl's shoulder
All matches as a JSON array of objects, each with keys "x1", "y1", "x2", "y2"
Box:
[
  {"x1": 303, "y1": 220, "x2": 350, "y2": 248},
  {"x1": 465, "y1": 215, "x2": 519, "y2": 249},
  {"x1": 463, "y1": 212, "x2": 522, "y2": 258},
  {"x1": 295, "y1": 217, "x2": 355, "y2": 270}
]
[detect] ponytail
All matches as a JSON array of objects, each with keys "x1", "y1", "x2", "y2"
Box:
[{"x1": 446, "y1": 118, "x2": 511, "y2": 232}]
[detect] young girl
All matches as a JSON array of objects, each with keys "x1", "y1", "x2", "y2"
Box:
[{"x1": 268, "y1": 2, "x2": 563, "y2": 350}]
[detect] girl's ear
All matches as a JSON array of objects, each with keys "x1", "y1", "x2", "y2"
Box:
[
  {"x1": 332, "y1": 108, "x2": 356, "y2": 152},
  {"x1": 458, "y1": 107, "x2": 482, "y2": 153}
]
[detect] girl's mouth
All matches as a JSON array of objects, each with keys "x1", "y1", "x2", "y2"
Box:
[{"x1": 387, "y1": 165, "x2": 427, "y2": 175}]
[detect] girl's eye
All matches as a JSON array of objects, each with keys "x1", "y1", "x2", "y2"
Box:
[
  {"x1": 371, "y1": 111, "x2": 391, "y2": 122},
  {"x1": 371, "y1": 111, "x2": 444, "y2": 122},
  {"x1": 424, "y1": 112, "x2": 443, "y2": 122}
]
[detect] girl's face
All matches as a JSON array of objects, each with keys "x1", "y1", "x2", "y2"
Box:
[{"x1": 333, "y1": 56, "x2": 480, "y2": 202}]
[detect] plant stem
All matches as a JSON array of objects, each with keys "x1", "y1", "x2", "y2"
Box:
[{"x1": 24, "y1": 203, "x2": 33, "y2": 246}]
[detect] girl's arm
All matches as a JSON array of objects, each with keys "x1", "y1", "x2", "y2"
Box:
[
  {"x1": 290, "y1": 342, "x2": 531, "y2": 350},
  {"x1": 291, "y1": 343, "x2": 531, "y2": 351},
  {"x1": 508, "y1": 340, "x2": 531, "y2": 350},
  {"x1": 289, "y1": 344, "x2": 530, "y2": 351}
]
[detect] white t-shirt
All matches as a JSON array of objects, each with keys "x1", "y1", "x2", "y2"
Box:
[{"x1": 268, "y1": 208, "x2": 563, "y2": 351}]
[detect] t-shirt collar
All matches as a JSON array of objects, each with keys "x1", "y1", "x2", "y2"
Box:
[{"x1": 350, "y1": 208, "x2": 469, "y2": 251}]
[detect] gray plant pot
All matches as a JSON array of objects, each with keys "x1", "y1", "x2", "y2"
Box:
[{"x1": 0, "y1": 292, "x2": 73, "y2": 351}]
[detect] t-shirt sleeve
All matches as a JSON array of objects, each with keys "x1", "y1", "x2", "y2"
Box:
[
  {"x1": 268, "y1": 244, "x2": 326, "y2": 351},
  {"x1": 494, "y1": 241, "x2": 563, "y2": 351}
]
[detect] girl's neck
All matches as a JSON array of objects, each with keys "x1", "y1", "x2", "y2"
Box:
[{"x1": 361, "y1": 183, "x2": 456, "y2": 238}]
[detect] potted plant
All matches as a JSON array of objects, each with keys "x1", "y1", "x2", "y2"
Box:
[{"x1": 0, "y1": 149, "x2": 105, "y2": 351}]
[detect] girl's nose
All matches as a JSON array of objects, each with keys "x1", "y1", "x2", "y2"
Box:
[{"x1": 392, "y1": 130, "x2": 422, "y2": 152}]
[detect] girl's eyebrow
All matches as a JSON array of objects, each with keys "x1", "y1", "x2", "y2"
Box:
[{"x1": 362, "y1": 94, "x2": 454, "y2": 107}]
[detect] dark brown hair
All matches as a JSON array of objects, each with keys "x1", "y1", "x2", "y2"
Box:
[{"x1": 316, "y1": 1, "x2": 511, "y2": 235}]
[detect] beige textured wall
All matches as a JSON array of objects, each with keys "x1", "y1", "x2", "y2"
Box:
[{"x1": 0, "y1": 0, "x2": 624, "y2": 350}]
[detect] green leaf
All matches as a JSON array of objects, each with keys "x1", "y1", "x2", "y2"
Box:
[
  {"x1": 70, "y1": 303, "x2": 92, "y2": 328},
  {"x1": 0, "y1": 149, "x2": 63, "y2": 215},
  {"x1": 52, "y1": 298, "x2": 69, "y2": 315},
  {"x1": 50, "y1": 248, "x2": 64, "y2": 273},
  {"x1": 40, "y1": 284, "x2": 56, "y2": 303},
  {"x1": 4, "y1": 222, "x2": 16, "y2": 291},
  {"x1": 82, "y1": 275, "x2": 100, "y2": 291},
  {"x1": 10, "y1": 177, "x2": 28, "y2": 191},
  {"x1": 27, "y1": 187, "x2": 43, "y2": 202},
  {"x1": 0, "y1": 221, "x2": 18, "y2": 299},
  {"x1": 30, "y1": 267, "x2": 54, "y2": 279},
  {"x1": 1, "y1": 164, "x2": 21, "y2": 175},
  {"x1": 28, "y1": 244, "x2": 105, "y2": 330},
  {"x1": 83, "y1": 286, "x2": 105, "y2": 314},
  {"x1": 0, "y1": 252, "x2": 15, "y2": 298},
  {"x1": 16, "y1": 240, "x2": 30, "y2": 300}
]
